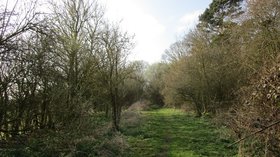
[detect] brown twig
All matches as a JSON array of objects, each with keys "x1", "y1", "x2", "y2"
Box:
[{"x1": 228, "y1": 119, "x2": 280, "y2": 148}]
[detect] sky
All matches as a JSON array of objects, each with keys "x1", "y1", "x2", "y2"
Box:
[
  {"x1": 99, "y1": 0, "x2": 212, "y2": 63},
  {"x1": 1, "y1": 0, "x2": 212, "y2": 64}
]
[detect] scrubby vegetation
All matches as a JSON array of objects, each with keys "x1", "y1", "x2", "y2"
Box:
[
  {"x1": 0, "y1": 0, "x2": 143, "y2": 156},
  {"x1": 0, "y1": 0, "x2": 280, "y2": 156}
]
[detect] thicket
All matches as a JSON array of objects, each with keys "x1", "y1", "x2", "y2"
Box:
[{"x1": 0, "y1": 0, "x2": 145, "y2": 156}]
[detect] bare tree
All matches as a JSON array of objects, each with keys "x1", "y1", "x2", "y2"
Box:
[{"x1": 99, "y1": 23, "x2": 133, "y2": 131}]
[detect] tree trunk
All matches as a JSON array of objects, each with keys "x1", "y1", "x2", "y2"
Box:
[
  {"x1": 105, "y1": 103, "x2": 109, "y2": 118},
  {"x1": 111, "y1": 96, "x2": 119, "y2": 131}
]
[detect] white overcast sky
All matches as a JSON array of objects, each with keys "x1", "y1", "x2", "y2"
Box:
[
  {"x1": 99, "y1": 0, "x2": 212, "y2": 63},
  {"x1": 1, "y1": 0, "x2": 212, "y2": 63}
]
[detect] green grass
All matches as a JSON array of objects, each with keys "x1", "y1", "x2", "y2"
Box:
[{"x1": 122, "y1": 108, "x2": 238, "y2": 157}]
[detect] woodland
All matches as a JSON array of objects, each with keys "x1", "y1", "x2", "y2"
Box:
[{"x1": 0, "y1": 0, "x2": 280, "y2": 156}]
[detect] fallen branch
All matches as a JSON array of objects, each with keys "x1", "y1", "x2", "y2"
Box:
[{"x1": 228, "y1": 119, "x2": 280, "y2": 148}]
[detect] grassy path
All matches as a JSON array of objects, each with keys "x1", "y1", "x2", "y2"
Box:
[{"x1": 122, "y1": 108, "x2": 237, "y2": 157}]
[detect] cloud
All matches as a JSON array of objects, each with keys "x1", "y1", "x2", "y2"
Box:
[
  {"x1": 176, "y1": 10, "x2": 203, "y2": 34},
  {"x1": 100, "y1": 0, "x2": 167, "y2": 63}
]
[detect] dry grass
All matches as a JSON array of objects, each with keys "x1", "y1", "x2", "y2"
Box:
[{"x1": 127, "y1": 101, "x2": 150, "y2": 111}]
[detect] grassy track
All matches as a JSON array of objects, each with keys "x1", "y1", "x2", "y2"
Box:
[{"x1": 122, "y1": 108, "x2": 237, "y2": 157}]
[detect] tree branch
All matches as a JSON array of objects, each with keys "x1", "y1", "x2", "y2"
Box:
[{"x1": 228, "y1": 119, "x2": 280, "y2": 147}]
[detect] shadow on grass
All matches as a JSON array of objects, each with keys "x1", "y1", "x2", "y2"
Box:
[{"x1": 122, "y1": 108, "x2": 237, "y2": 157}]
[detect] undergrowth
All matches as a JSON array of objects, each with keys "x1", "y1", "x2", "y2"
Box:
[{"x1": 0, "y1": 113, "x2": 127, "y2": 157}]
